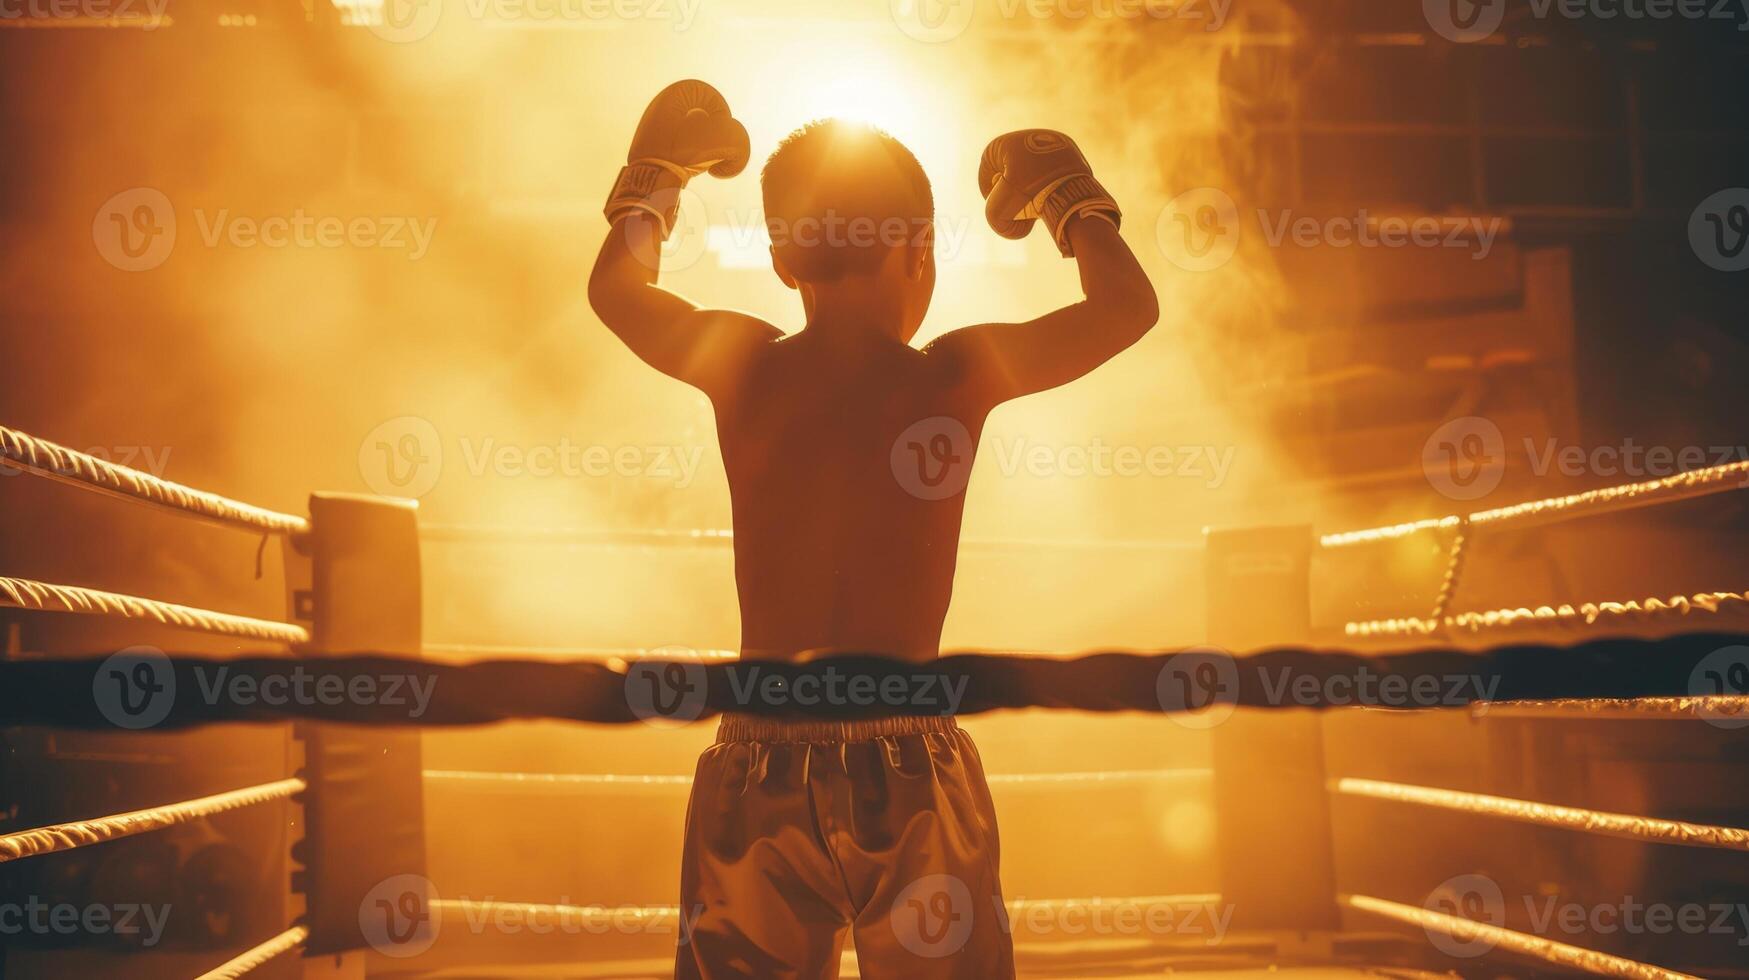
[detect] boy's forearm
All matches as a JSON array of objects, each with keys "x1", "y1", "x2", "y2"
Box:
[
  {"x1": 590, "y1": 215, "x2": 654, "y2": 299},
  {"x1": 588, "y1": 214, "x2": 677, "y2": 332},
  {"x1": 1065, "y1": 216, "x2": 1159, "y2": 334}
]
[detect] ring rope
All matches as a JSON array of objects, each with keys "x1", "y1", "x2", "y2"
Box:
[
  {"x1": 422, "y1": 767, "x2": 1212, "y2": 791},
  {"x1": 1335, "y1": 778, "x2": 1749, "y2": 852},
  {"x1": 1320, "y1": 457, "x2": 1749, "y2": 550},
  {"x1": 1346, "y1": 586, "x2": 1749, "y2": 638},
  {"x1": 0, "y1": 634, "x2": 1729, "y2": 728},
  {"x1": 1342, "y1": 893, "x2": 1699, "y2": 980},
  {"x1": 1478, "y1": 695, "x2": 1749, "y2": 719},
  {"x1": 0, "y1": 777, "x2": 306, "y2": 864},
  {"x1": 0, "y1": 576, "x2": 310, "y2": 645},
  {"x1": 0, "y1": 424, "x2": 308, "y2": 537},
  {"x1": 191, "y1": 925, "x2": 309, "y2": 980}
]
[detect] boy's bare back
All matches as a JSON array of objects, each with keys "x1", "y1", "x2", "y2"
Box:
[{"x1": 715, "y1": 326, "x2": 984, "y2": 661}]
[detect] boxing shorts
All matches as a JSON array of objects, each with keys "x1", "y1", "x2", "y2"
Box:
[{"x1": 675, "y1": 714, "x2": 1014, "y2": 979}]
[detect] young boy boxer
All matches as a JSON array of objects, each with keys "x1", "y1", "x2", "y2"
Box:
[{"x1": 589, "y1": 79, "x2": 1158, "y2": 979}]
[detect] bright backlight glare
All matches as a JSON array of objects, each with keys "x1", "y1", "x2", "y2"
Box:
[{"x1": 744, "y1": 38, "x2": 956, "y2": 170}]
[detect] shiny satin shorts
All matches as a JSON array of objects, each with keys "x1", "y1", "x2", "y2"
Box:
[{"x1": 675, "y1": 714, "x2": 1015, "y2": 980}]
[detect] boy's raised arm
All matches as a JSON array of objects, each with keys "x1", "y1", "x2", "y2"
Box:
[
  {"x1": 926, "y1": 130, "x2": 1159, "y2": 407},
  {"x1": 587, "y1": 80, "x2": 779, "y2": 398}
]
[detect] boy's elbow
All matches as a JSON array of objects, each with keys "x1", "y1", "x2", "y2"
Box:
[
  {"x1": 1130, "y1": 285, "x2": 1160, "y2": 336},
  {"x1": 1086, "y1": 268, "x2": 1159, "y2": 340},
  {"x1": 1102, "y1": 281, "x2": 1158, "y2": 341},
  {"x1": 587, "y1": 267, "x2": 624, "y2": 327}
]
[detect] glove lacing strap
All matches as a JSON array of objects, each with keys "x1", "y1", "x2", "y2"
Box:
[
  {"x1": 1037, "y1": 173, "x2": 1122, "y2": 257},
  {"x1": 604, "y1": 159, "x2": 691, "y2": 239}
]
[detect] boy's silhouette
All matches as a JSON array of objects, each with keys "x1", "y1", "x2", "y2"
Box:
[{"x1": 590, "y1": 80, "x2": 1157, "y2": 980}]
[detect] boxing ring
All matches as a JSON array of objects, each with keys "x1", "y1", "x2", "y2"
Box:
[{"x1": 3, "y1": 420, "x2": 1748, "y2": 978}]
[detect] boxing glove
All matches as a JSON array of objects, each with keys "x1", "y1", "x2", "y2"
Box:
[
  {"x1": 977, "y1": 130, "x2": 1121, "y2": 257},
  {"x1": 604, "y1": 79, "x2": 751, "y2": 238}
]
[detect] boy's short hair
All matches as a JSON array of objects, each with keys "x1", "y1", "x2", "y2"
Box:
[{"x1": 761, "y1": 119, "x2": 933, "y2": 283}]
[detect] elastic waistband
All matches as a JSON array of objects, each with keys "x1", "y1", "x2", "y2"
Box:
[{"x1": 715, "y1": 713, "x2": 960, "y2": 744}]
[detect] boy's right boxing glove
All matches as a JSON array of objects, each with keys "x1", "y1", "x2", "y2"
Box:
[
  {"x1": 604, "y1": 79, "x2": 750, "y2": 239},
  {"x1": 977, "y1": 130, "x2": 1121, "y2": 258}
]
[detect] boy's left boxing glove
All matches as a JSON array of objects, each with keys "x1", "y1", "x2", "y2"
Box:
[
  {"x1": 605, "y1": 80, "x2": 750, "y2": 239},
  {"x1": 977, "y1": 130, "x2": 1120, "y2": 257}
]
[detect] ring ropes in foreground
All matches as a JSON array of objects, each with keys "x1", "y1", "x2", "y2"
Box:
[
  {"x1": 0, "y1": 423, "x2": 308, "y2": 538},
  {"x1": 1, "y1": 632, "x2": 1743, "y2": 729},
  {"x1": 1341, "y1": 894, "x2": 1699, "y2": 980},
  {"x1": 0, "y1": 779, "x2": 313, "y2": 978},
  {"x1": 0, "y1": 777, "x2": 307, "y2": 863},
  {"x1": 1480, "y1": 694, "x2": 1749, "y2": 719},
  {"x1": 0, "y1": 576, "x2": 311, "y2": 646},
  {"x1": 1347, "y1": 586, "x2": 1749, "y2": 638},
  {"x1": 1323, "y1": 457, "x2": 1749, "y2": 640},
  {"x1": 190, "y1": 925, "x2": 310, "y2": 980},
  {"x1": 1333, "y1": 778, "x2": 1749, "y2": 852},
  {"x1": 1318, "y1": 457, "x2": 1749, "y2": 550}
]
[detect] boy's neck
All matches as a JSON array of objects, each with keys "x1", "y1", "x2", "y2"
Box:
[{"x1": 800, "y1": 278, "x2": 908, "y2": 343}]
